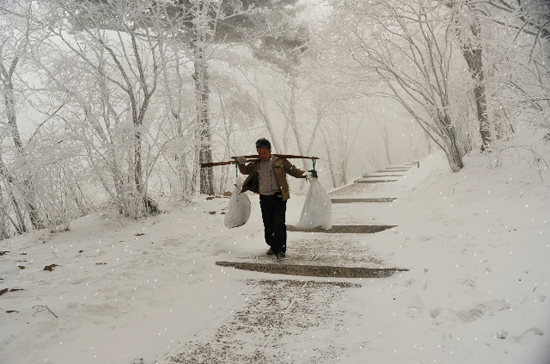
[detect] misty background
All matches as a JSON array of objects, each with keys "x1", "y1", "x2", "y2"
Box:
[{"x1": 0, "y1": 0, "x2": 548, "y2": 239}]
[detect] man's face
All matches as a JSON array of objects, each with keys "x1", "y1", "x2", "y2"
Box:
[{"x1": 257, "y1": 147, "x2": 271, "y2": 161}]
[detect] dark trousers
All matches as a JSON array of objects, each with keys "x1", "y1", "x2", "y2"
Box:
[{"x1": 259, "y1": 194, "x2": 287, "y2": 253}]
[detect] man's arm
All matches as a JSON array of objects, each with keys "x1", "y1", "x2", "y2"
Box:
[
  {"x1": 282, "y1": 158, "x2": 307, "y2": 178},
  {"x1": 237, "y1": 159, "x2": 255, "y2": 175}
]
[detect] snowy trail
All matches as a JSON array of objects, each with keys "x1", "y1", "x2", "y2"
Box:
[
  {"x1": 159, "y1": 166, "x2": 413, "y2": 363},
  {"x1": 2, "y1": 145, "x2": 549, "y2": 364}
]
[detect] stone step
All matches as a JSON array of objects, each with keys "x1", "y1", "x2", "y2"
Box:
[
  {"x1": 376, "y1": 169, "x2": 409, "y2": 173},
  {"x1": 216, "y1": 261, "x2": 408, "y2": 278},
  {"x1": 362, "y1": 174, "x2": 404, "y2": 178},
  {"x1": 287, "y1": 224, "x2": 396, "y2": 233},
  {"x1": 387, "y1": 166, "x2": 411, "y2": 169},
  {"x1": 331, "y1": 198, "x2": 397, "y2": 203},
  {"x1": 355, "y1": 179, "x2": 398, "y2": 183}
]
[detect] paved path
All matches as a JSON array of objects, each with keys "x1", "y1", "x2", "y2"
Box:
[{"x1": 164, "y1": 164, "x2": 416, "y2": 363}]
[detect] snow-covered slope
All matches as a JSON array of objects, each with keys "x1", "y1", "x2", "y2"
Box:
[{"x1": 1, "y1": 128, "x2": 549, "y2": 364}]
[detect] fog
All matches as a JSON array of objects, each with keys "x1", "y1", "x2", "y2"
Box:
[{"x1": 0, "y1": 0, "x2": 548, "y2": 237}]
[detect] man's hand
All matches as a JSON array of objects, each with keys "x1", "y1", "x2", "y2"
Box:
[
  {"x1": 236, "y1": 156, "x2": 248, "y2": 165},
  {"x1": 304, "y1": 169, "x2": 318, "y2": 180}
]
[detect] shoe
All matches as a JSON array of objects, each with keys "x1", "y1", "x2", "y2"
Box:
[
  {"x1": 266, "y1": 249, "x2": 276, "y2": 256},
  {"x1": 276, "y1": 252, "x2": 285, "y2": 260}
]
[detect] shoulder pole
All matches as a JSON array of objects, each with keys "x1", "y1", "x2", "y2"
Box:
[{"x1": 201, "y1": 154, "x2": 319, "y2": 168}]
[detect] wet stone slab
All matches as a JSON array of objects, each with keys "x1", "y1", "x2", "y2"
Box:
[
  {"x1": 216, "y1": 261, "x2": 408, "y2": 278},
  {"x1": 287, "y1": 224, "x2": 396, "y2": 233},
  {"x1": 355, "y1": 179, "x2": 398, "y2": 183},
  {"x1": 375, "y1": 169, "x2": 409, "y2": 173},
  {"x1": 331, "y1": 197, "x2": 397, "y2": 203},
  {"x1": 362, "y1": 174, "x2": 405, "y2": 178}
]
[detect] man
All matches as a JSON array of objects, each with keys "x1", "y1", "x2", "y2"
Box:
[{"x1": 236, "y1": 138, "x2": 317, "y2": 260}]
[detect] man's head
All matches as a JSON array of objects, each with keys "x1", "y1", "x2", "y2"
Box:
[{"x1": 255, "y1": 138, "x2": 271, "y2": 161}]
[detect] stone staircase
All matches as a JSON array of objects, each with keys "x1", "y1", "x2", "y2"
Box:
[
  {"x1": 165, "y1": 163, "x2": 418, "y2": 363},
  {"x1": 215, "y1": 163, "x2": 418, "y2": 278}
]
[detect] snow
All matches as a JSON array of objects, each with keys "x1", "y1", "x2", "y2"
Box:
[{"x1": 1, "y1": 129, "x2": 549, "y2": 364}]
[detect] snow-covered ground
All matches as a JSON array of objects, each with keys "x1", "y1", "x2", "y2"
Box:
[{"x1": 1, "y1": 128, "x2": 549, "y2": 364}]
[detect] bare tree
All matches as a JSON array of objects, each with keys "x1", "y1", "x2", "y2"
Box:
[
  {"x1": 326, "y1": 0, "x2": 467, "y2": 171},
  {"x1": 156, "y1": 37, "x2": 197, "y2": 199},
  {"x1": 60, "y1": 0, "x2": 305, "y2": 195},
  {"x1": 483, "y1": 0, "x2": 550, "y2": 131},
  {"x1": 234, "y1": 61, "x2": 283, "y2": 151},
  {"x1": 36, "y1": 0, "x2": 163, "y2": 217},
  {"x1": 249, "y1": 23, "x2": 309, "y2": 157},
  {"x1": 485, "y1": 0, "x2": 550, "y2": 46},
  {"x1": 0, "y1": 1, "x2": 44, "y2": 232},
  {"x1": 210, "y1": 69, "x2": 260, "y2": 194},
  {"x1": 320, "y1": 110, "x2": 363, "y2": 188},
  {"x1": 447, "y1": 1, "x2": 492, "y2": 150}
]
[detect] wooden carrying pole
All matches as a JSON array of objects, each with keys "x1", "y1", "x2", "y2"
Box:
[{"x1": 200, "y1": 154, "x2": 319, "y2": 168}]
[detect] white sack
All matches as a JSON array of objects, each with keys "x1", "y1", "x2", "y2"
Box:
[
  {"x1": 296, "y1": 178, "x2": 332, "y2": 230},
  {"x1": 224, "y1": 176, "x2": 251, "y2": 228}
]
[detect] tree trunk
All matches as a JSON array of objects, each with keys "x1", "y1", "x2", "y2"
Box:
[
  {"x1": 288, "y1": 74, "x2": 310, "y2": 192},
  {"x1": 288, "y1": 75, "x2": 305, "y2": 156},
  {"x1": 134, "y1": 123, "x2": 144, "y2": 198},
  {"x1": 1, "y1": 56, "x2": 41, "y2": 229},
  {"x1": 467, "y1": 49, "x2": 491, "y2": 150},
  {"x1": 457, "y1": 14, "x2": 491, "y2": 150},
  {"x1": 159, "y1": 45, "x2": 190, "y2": 199},
  {"x1": 321, "y1": 127, "x2": 338, "y2": 189},
  {"x1": 193, "y1": 3, "x2": 214, "y2": 196},
  {"x1": 253, "y1": 73, "x2": 280, "y2": 152},
  {"x1": 0, "y1": 155, "x2": 27, "y2": 233},
  {"x1": 383, "y1": 122, "x2": 393, "y2": 166},
  {"x1": 0, "y1": 189, "x2": 12, "y2": 238},
  {"x1": 445, "y1": 137, "x2": 464, "y2": 172},
  {"x1": 442, "y1": 115, "x2": 464, "y2": 171},
  {"x1": 194, "y1": 53, "x2": 214, "y2": 195}
]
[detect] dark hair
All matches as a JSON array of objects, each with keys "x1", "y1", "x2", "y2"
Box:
[{"x1": 255, "y1": 138, "x2": 271, "y2": 150}]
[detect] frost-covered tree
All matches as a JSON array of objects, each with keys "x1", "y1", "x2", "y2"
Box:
[
  {"x1": 445, "y1": 0, "x2": 550, "y2": 150},
  {"x1": 326, "y1": 0, "x2": 468, "y2": 171},
  {"x1": 484, "y1": 0, "x2": 550, "y2": 131},
  {"x1": 248, "y1": 23, "x2": 309, "y2": 156},
  {"x1": 34, "y1": 0, "x2": 163, "y2": 218},
  {"x1": 319, "y1": 106, "x2": 364, "y2": 187},
  {"x1": 486, "y1": 0, "x2": 550, "y2": 45},
  {"x1": 446, "y1": 0, "x2": 492, "y2": 150},
  {"x1": 209, "y1": 69, "x2": 260, "y2": 194},
  {"x1": 0, "y1": 1, "x2": 44, "y2": 233},
  {"x1": 303, "y1": 27, "x2": 392, "y2": 181},
  {"x1": 0, "y1": 1, "x2": 96, "y2": 236},
  {"x1": 232, "y1": 56, "x2": 283, "y2": 152},
  {"x1": 163, "y1": 0, "x2": 306, "y2": 194},
  {"x1": 55, "y1": 0, "x2": 304, "y2": 195}
]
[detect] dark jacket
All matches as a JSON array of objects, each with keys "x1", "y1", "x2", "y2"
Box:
[{"x1": 238, "y1": 156, "x2": 306, "y2": 201}]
